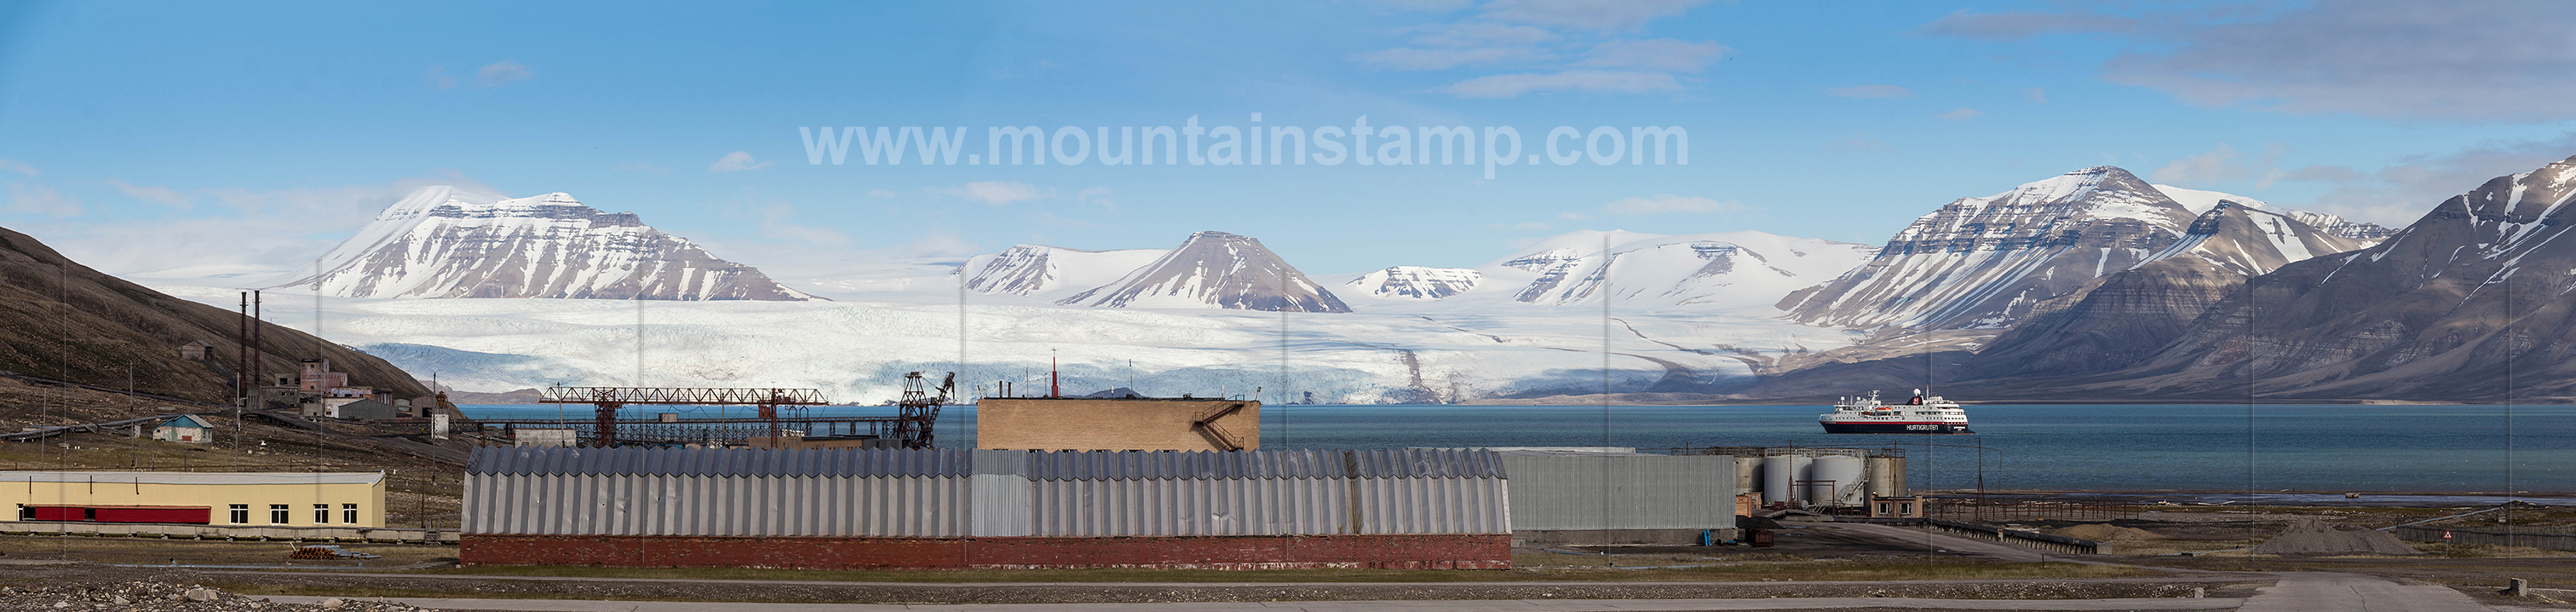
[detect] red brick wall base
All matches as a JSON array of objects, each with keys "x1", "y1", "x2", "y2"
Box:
[{"x1": 462, "y1": 534, "x2": 1510, "y2": 570}]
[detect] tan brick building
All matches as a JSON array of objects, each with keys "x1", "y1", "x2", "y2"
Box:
[{"x1": 976, "y1": 398, "x2": 1260, "y2": 451}]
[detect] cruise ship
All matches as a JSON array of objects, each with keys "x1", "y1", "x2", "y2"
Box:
[{"x1": 1819, "y1": 390, "x2": 1974, "y2": 434}]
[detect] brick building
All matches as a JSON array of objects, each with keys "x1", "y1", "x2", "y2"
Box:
[{"x1": 297, "y1": 359, "x2": 349, "y2": 393}]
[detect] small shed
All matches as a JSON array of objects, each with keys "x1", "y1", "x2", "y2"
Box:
[
  {"x1": 151, "y1": 415, "x2": 214, "y2": 444},
  {"x1": 172, "y1": 340, "x2": 214, "y2": 362}
]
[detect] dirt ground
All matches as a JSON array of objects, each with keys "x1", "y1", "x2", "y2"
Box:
[
  {"x1": 0, "y1": 563, "x2": 2264, "y2": 606},
  {"x1": 0, "y1": 534, "x2": 457, "y2": 569}
]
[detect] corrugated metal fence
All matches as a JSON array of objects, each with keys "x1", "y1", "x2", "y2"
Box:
[
  {"x1": 465, "y1": 447, "x2": 1509, "y2": 537},
  {"x1": 1496, "y1": 453, "x2": 1734, "y2": 531}
]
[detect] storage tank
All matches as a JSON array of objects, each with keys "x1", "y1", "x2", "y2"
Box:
[
  {"x1": 1809, "y1": 455, "x2": 1866, "y2": 506},
  {"x1": 1761, "y1": 454, "x2": 1811, "y2": 505},
  {"x1": 1734, "y1": 455, "x2": 1762, "y2": 500},
  {"x1": 1865, "y1": 455, "x2": 1908, "y2": 499}
]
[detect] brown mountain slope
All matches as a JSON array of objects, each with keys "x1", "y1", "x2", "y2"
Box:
[{"x1": 0, "y1": 226, "x2": 428, "y2": 402}]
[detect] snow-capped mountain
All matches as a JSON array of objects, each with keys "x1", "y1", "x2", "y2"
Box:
[
  {"x1": 1964, "y1": 199, "x2": 2380, "y2": 378},
  {"x1": 1055, "y1": 231, "x2": 1351, "y2": 313},
  {"x1": 1780, "y1": 166, "x2": 2380, "y2": 331},
  {"x1": 1343, "y1": 266, "x2": 1481, "y2": 300},
  {"x1": 276, "y1": 187, "x2": 813, "y2": 301},
  {"x1": 2152, "y1": 185, "x2": 2395, "y2": 240},
  {"x1": 1468, "y1": 230, "x2": 1877, "y2": 310},
  {"x1": 959, "y1": 245, "x2": 1170, "y2": 303},
  {"x1": 2097, "y1": 153, "x2": 2576, "y2": 399}
]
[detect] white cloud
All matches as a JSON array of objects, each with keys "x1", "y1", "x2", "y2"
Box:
[
  {"x1": 1486, "y1": 221, "x2": 1551, "y2": 230},
  {"x1": 901, "y1": 230, "x2": 982, "y2": 257},
  {"x1": 1604, "y1": 194, "x2": 1742, "y2": 215},
  {"x1": 1930, "y1": 2, "x2": 2576, "y2": 121},
  {"x1": 1355, "y1": 47, "x2": 1548, "y2": 71},
  {"x1": 753, "y1": 203, "x2": 854, "y2": 250},
  {"x1": 425, "y1": 66, "x2": 458, "y2": 90},
  {"x1": 934, "y1": 181, "x2": 1042, "y2": 205},
  {"x1": 1076, "y1": 187, "x2": 1114, "y2": 211},
  {"x1": 0, "y1": 159, "x2": 36, "y2": 176},
  {"x1": 7, "y1": 182, "x2": 82, "y2": 217},
  {"x1": 1825, "y1": 84, "x2": 1915, "y2": 99},
  {"x1": 2150, "y1": 143, "x2": 2251, "y2": 185},
  {"x1": 1443, "y1": 70, "x2": 1681, "y2": 98},
  {"x1": 477, "y1": 60, "x2": 533, "y2": 87},
  {"x1": 26, "y1": 175, "x2": 497, "y2": 281},
  {"x1": 1359, "y1": 0, "x2": 1715, "y2": 99},
  {"x1": 2277, "y1": 134, "x2": 2576, "y2": 227},
  {"x1": 1917, "y1": 9, "x2": 2138, "y2": 40},
  {"x1": 2102, "y1": 2, "x2": 2576, "y2": 120},
  {"x1": 1937, "y1": 107, "x2": 1985, "y2": 122},
  {"x1": 1411, "y1": 22, "x2": 1560, "y2": 47},
  {"x1": 2021, "y1": 87, "x2": 2049, "y2": 103},
  {"x1": 709, "y1": 151, "x2": 773, "y2": 173},
  {"x1": 106, "y1": 178, "x2": 193, "y2": 209},
  {"x1": 1480, "y1": 0, "x2": 1713, "y2": 32},
  {"x1": 1574, "y1": 38, "x2": 1728, "y2": 72}
]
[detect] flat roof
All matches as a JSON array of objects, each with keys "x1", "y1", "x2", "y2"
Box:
[{"x1": 0, "y1": 471, "x2": 384, "y2": 486}]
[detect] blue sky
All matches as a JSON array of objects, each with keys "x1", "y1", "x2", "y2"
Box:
[{"x1": 6, "y1": 0, "x2": 2576, "y2": 281}]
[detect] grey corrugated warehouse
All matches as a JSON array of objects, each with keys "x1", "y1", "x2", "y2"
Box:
[
  {"x1": 464, "y1": 447, "x2": 1509, "y2": 537},
  {"x1": 460, "y1": 447, "x2": 1514, "y2": 569},
  {"x1": 1494, "y1": 448, "x2": 1735, "y2": 545}
]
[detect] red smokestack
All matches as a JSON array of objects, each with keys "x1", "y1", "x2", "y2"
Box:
[{"x1": 1050, "y1": 354, "x2": 1061, "y2": 398}]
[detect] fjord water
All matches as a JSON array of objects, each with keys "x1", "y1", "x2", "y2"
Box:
[{"x1": 461, "y1": 403, "x2": 2567, "y2": 494}]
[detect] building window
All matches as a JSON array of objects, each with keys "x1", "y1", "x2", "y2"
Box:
[
  {"x1": 268, "y1": 504, "x2": 290, "y2": 524},
  {"x1": 342, "y1": 504, "x2": 359, "y2": 524},
  {"x1": 314, "y1": 504, "x2": 331, "y2": 523},
  {"x1": 229, "y1": 505, "x2": 249, "y2": 524}
]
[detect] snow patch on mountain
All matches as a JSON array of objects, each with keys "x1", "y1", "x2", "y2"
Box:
[
  {"x1": 1056, "y1": 231, "x2": 1351, "y2": 313},
  {"x1": 1325, "y1": 229, "x2": 1873, "y2": 314},
  {"x1": 2153, "y1": 184, "x2": 2394, "y2": 240},
  {"x1": 1784, "y1": 167, "x2": 2372, "y2": 331},
  {"x1": 959, "y1": 245, "x2": 1170, "y2": 303},
  {"x1": 1344, "y1": 267, "x2": 1481, "y2": 300},
  {"x1": 277, "y1": 186, "x2": 813, "y2": 301}
]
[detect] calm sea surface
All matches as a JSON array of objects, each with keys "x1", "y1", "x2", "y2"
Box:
[{"x1": 458, "y1": 403, "x2": 2571, "y2": 494}]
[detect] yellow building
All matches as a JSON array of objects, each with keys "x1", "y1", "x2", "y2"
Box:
[
  {"x1": 1, "y1": 471, "x2": 387, "y2": 528},
  {"x1": 976, "y1": 397, "x2": 1260, "y2": 451}
]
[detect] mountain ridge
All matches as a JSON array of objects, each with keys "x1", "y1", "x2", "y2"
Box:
[{"x1": 279, "y1": 186, "x2": 814, "y2": 301}]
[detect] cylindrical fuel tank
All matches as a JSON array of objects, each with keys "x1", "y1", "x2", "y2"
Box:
[
  {"x1": 1866, "y1": 456, "x2": 1908, "y2": 499},
  {"x1": 1810, "y1": 455, "x2": 1866, "y2": 506},
  {"x1": 1734, "y1": 455, "x2": 1762, "y2": 499},
  {"x1": 1762, "y1": 454, "x2": 1811, "y2": 505}
]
